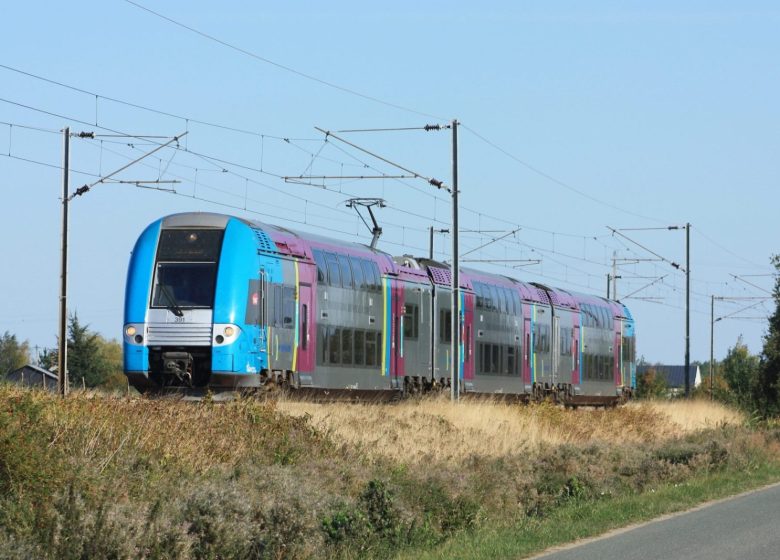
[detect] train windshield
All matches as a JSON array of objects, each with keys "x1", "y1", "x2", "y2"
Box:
[{"x1": 152, "y1": 263, "x2": 217, "y2": 309}]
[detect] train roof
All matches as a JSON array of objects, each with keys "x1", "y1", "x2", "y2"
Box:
[{"x1": 156, "y1": 212, "x2": 631, "y2": 318}]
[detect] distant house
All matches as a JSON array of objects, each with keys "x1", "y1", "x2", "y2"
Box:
[
  {"x1": 5, "y1": 364, "x2": 59, "y2": 392},
  {"x1": 637, "y1": 364, "x2": 702, "y2": 395}
]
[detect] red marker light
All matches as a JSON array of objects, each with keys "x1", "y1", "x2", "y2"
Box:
[{"x1": 252, "y1": 293, "x2": 259, "y2": 305}]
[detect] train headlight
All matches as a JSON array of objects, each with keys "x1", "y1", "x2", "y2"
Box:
[
  {"x1": 124, "y1": 324, "x2": 145, "y2": 345},
  {"x1": 213, "y1": 324, "x2": 239, "y2": 345}
]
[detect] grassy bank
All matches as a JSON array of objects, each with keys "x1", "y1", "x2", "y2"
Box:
[{"x1": 0, "y1": 386, "x2": 777, "y2": 559}]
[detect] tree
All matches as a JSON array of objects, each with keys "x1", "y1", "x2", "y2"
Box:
[
  {"x1": 95, "y1": 337, "x2": 126, "y2": 391},
  {"x1": 636, "y1": 367, "x2": 667, "y2": 399},
  {"x1": 756, "y1": 255, "x2": 780, "y2": 417},
  {"x1": 67, "y1": 314, "x2": 112, "y2": 388},
  {"x1": 721, "y1": 336, "x2": 759, "y2": 409},
  {"x1": 0, "y1": 331, "x2": 30, "y2": 377},
  {"x1": 38, "y1": 347, "x2": 57, "y2": 372}
]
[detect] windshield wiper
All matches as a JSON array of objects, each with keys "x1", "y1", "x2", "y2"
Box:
[{"x1": 158, "y1": 283, "x2": 184, "y2": 317}]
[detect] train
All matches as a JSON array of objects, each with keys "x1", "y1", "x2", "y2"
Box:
[{"x1": 123, "y1": 212, "x2": 636, "y2": 405}]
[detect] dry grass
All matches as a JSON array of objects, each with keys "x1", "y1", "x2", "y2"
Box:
[
  {"x1": 3, "y1": 388, "x2": 324, "y2": 475},
  {"x1": 639, "y1": 398, "x2": 746, "y2": 431},
  {"x1": 277, "y1": 396, "x2": 746, "y2": 465}
]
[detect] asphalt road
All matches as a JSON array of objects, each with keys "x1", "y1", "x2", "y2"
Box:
[{"x1": 534, "y1": 483, "x2": 780, "y2": 560}]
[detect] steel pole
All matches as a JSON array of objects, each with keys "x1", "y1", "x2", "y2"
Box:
[
  {"x1": 710, "y1": 295, "x2": 714, "y2": 401},
  {"x1": 450, "y1": 119, "x2": 460, "y2": 402},
  {"x1": 58, "y1": 127, "x2": 69, "y2": 396},
  {"x1": 612, "y1": 252, "x2": 618, "y2": 300},
  {"x1": 685, "y1": 223, "x2": 691, "y2": 398}
]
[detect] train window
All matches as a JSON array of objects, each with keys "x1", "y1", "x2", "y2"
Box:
[
  {"x1": 301, "y1": 304, "x2": 308, "y2": 350},
  {"x1": 157, "y1": 228, "x2": 224, "y2": 262},
  {"x1": 365, "y1": 331, "x2": 378, "y2": 366},
  {"x1": 313, "y1": 250, "x2": 327, "y2": 283},
  {"x1": 489, "y1": 285, "x2": 499, "y2": 312},
  {"x1": 372, "y1": 262, "x2": 382, "y2": 291},
  {"x1": 478, "y1": 342, "x2": 506, "y2": 374},
  {"x1": 439, "y1": 310, "x2": 452, "y2": 343},
  {"x1": 338, "y1": 255, "x2": 353, "y2": 289},
  {"x1": 465, "y1": 326, "x2": 471, "y2": 363},
  {"x1": 586, "y1": 305, "x2": 596, "y2": 328},
  {"x1": 283, "y1": 287, "x2": 295, "y2": 327},
  {"x1": 560, "y1": 328, "x2": 570, "y2": 355},
  {"x1": 271, "y1": 285, "x2": 282, "y2": 327},
  {"x1": 244, "y1": 279, "x2": 261, "y2": 325},
  {"x1": 506, "y1": 346, "x2": 516, "y2": 375},
  {"x1": 326, "y1": 253, "x2": 341, "y2": 287},
  {"x1": 354, "y1": 330, "x2": 365, "y2": 366},
  {"x1": 496, "y1": 288, "x2": 505, "y2": 314},
  {"x1": 358, "y1": 261, "x2": 374, "y2": 291},
  {"x1": 317, "y1": 325, "x2": 328, "y2": 365},
  {"x1": 403, "y1": 304, "x2": 419, "y2": 340},
  {"x1": 342, "y1": 329, "x2": 353, "y2": 365},
  {"x1": 350, "y1": 257, "x2": 365, "y2": 290},
  {"x1": 491, "y1": 345, "x2": 501, "y2": 374},
  {"x1": 329, "y1": 328, "x2": 341, "y2": 364},
  {"x1": 475, "y1": 283, "x2": 484, "y2": 309}
]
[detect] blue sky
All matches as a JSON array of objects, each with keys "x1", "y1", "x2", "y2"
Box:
[{"x1": 0, "y1": 1, "x2": 777, "y2": 365}]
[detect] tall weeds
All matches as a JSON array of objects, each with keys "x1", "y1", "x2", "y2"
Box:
[{"x1": 0, "y1": 385, "x2": 769, "y2": 560}]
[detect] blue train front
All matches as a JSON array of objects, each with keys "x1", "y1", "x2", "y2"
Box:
[{"x1": 123, "y1": 213, "x2": 276, "y2": 390}]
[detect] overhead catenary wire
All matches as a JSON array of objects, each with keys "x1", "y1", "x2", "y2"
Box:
[
  {"x1": 2, "y1": 77, "x2": 770, "y2": 333},
  {"x1": 1, "y1": 63, "x2": 668, "y2": 247},
  {"x1": 1, "y1": 61, "x2": 771, "y2": 286},
  {"x1": 121, "y1": 1, "x2": 446, "y2": 121}
]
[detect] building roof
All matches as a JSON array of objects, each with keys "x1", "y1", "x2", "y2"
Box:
[
  {"x1": 8, "y1": 364, "x2": 58, "y2": 380},
  {"x1": 637, "y1": 365, "x2": 701, "y2": 388}
]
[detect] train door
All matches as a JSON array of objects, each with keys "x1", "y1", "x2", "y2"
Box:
[
  {"x1": 462, "y1": 292, "x2": 474, "y2": 389},
  {"x1": 614, "y1": 331, "x2": 622, "y2": 387},
  {"x1": 523, "y1": 315, "x2": 532, "y2": 389},
  {"x1": 296, "y1": 283, "x2": 313, "y2": 373},
  {"x1": 402, "y1": 284, "x2": 430, "y2": 380},
  {"x1": 572, "y1": 324, "x2": 580, "y2": 386},
  {"x1": 392, "y1": 281, "x2": 404, "y2": 385},
  {"x1": 551, "y1": 315, "x2": 560, "y2": 386}
]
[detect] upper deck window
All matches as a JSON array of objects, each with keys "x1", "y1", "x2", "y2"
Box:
[{"x1": 157, "y1": 229, "x2": 224, "y2": 262}]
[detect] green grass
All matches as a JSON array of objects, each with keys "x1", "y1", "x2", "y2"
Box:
[{"x1": 398, "y1": 463, "x2": 780, "y2": 560}]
